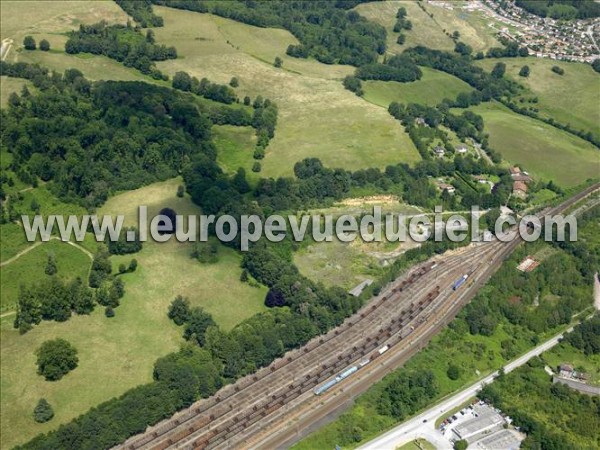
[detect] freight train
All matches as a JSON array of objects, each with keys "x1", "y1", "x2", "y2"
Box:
[{"x1": 313, "y1": 344, "x2": 390, "y2": 395}]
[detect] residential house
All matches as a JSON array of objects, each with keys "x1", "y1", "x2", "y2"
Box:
[
  {"x1": 438, "y1": 182, "x2": 455, "y2": 194},
  {"x1": 513, "y1": 180, "x2": 528, "y2": 199}
]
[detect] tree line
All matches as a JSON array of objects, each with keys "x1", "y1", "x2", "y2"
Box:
[
  {"x1": 150, "y1": 0, "x2": 386, "y2": 66},
  {"x1": 403, "y1": 46, "x2": 600, "y2": 148},
  {"x1": 65, "y1": 21, "x2": 175, "y2": 79}
]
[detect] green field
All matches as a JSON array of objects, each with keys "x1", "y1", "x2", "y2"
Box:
[
  {"x1": 0, "y1": 179, "x2": 267, "y2": 448},
  {"x1": 0, "y1": 222, "x2": 31, "y2": 263},
  {"x1": 0, "y1": 239, "x2": 91, "y2": 310},
  {"x1": 363, "y1": 67, "x2": 473, "y2": 108},
  {"x1": 476, "y1": 57, "x2": 600, "y2": 139},
  {"x1": 151, "y1": 6, "x2": 420, "y2": 177},
  {"x1": 0, "y1": 288, "x2": 182, "y2": 450},
  {"x1": 213, "y1": 125, "x2": 260, "y2": 183},
  {"x1": 466, "y1": 102, "x2": 600, "y2": 187},
  {"x1": 355, "y1": 1, "x2": 501, "y2": 55}
]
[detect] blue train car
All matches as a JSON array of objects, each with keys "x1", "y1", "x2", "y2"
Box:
[
  {"x1": 314, "y1": 378, "x2": 339, "y2": 395},
  {"x1": 452, "y1": 275, "x2": 468, "y2": 290},
  {"x1": 336, "y1": 366, "x2": 358, "y2": 381}
]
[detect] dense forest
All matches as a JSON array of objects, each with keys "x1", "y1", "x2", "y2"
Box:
[
  {"x1": 0, "y1": 68, "x2": 215, "y2": 209},
  {"x1": 150, "y1": 0, "x2": 386, "y2": 66},
  {"x1": 515, "y1": 0, "x2": 600, "y2": 19}
]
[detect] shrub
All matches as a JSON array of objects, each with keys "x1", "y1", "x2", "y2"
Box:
[
  {"x1": 39, "y1": 39, "x2": 50, "y2": 51},
  {"x1": 35, "y1": 339, "x2": 78, "y2": 381},
  {"x1": 23, "y1": 36, "x2": 36, "y2": 50},
  {"x1": 33, "y1": 399, "x2": 54, "y2": 423}
]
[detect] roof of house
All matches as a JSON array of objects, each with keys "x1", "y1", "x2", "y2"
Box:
[
  {"x1": 512, "y1": 174, "x2": 533, "y2": 182},
  {"x1": 510, "y1": 166, "x2": 521, "y2": 175},
  {"x1": 560, "y1": 363, "x2": 574, "y2": 372},
  {"x1": 438, "y1": 182, "x2": 455, "y2": 191},
  {"x1": 513, "y1": 181, "x2": 528, "y2": 192}
]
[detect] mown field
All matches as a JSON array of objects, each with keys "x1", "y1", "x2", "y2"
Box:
[
  {"x1": 362, "y1": 66, "x2": 473, "y2": 108},
  {"x1": 465, "y1": 102, "x2": 600, "y2": 187},
  {"x1": 151, "y1": 6, "x2": 420, "y2": 177},
  {"x1": 0, "y1": 179, "x2": 267, "y2": 448},
  {"x1": 476, "y1": 57, "x2": 600, "y2": 140},
  {"x1": 355, "y1": 1, "x2": 501, "y2": 55}
]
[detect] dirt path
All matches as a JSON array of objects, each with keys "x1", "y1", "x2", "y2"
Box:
[{"x1": 0, "y1": 236, "x2": 93, "y2": 268}]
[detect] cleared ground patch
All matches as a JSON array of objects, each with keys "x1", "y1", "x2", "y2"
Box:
[
  {"x1": 152, "y1": 6, "x2": 420, "y2": 178},
  {"x1": 362, "y1": 67, "x2": 473, "y2": 108},
  {"x1": 355, "y1": 1, "x2": 501, "y2": 55},
  {"x1": 466, "y1": 102, "x2": 600, "y2": 187},
  {"x1": 476, "y1": 57, "x2": 600, "y2": 140},
  {"x1": 294, "y1": 198, "x2": 423, "y2": 290}
]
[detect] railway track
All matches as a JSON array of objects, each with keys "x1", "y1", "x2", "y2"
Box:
[
  {"x1": 119, "y1": 182, "x2": 599, "y2": 450},
  {"x1": 122, "y1": 245, "x2": 496, "y2": 450}
]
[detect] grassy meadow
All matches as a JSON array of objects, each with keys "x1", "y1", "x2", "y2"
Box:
[
  {"x1": 362, "y1": 67, "x2": 473, "y2": 108},
  {"x1": 97, "y1": 178, "x2": 268, "y2": 329},
  {"x1": 476, "y1": 57, "x2": 600, "y2": 139},
  {"x1": 466, "y1": 102, "x2": 600, "y2": 187},
  {"x1": 151, "y1": 6, "x2": 420, "y2": 177},
  {"x1": 0, "y1": 179, "x2": 267, "y2": 448}
]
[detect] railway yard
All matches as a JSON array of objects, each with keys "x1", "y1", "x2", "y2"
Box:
[{"x1": 118, "y1": 183, "x2": 599, "y2": 450}]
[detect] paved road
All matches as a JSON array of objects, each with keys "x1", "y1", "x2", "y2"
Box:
[{"x1": 358, "y1": 327, "x2": 573, "y2": 450}]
